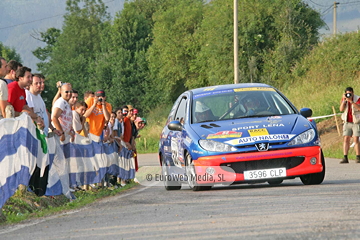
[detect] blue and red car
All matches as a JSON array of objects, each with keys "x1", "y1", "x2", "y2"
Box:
[{"x1": 159, "y1": 83, "x2": 325, "y2": 191}]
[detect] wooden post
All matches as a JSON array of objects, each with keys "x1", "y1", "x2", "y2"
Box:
[
  {"x1": 332, "y1": 106, "x2": 341, "y2": 136},
  {"x1": 144, "y1": 138, "x2": 147, "y2": 151}
]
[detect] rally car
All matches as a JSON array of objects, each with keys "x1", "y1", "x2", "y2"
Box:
[{"x1": 159, "y1": 83, "x2": 325, "y2": 191}]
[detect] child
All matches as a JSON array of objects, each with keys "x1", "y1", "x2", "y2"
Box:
[
  {"x1": 72, "y1": 101, "x2": 88, "y2": 137},
  {"x1": 103, "y1": 112, "x2": 116, "y2": 143}
]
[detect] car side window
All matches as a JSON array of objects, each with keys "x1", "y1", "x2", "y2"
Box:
[{"x1": 174, "y1": 97, "x2": 187, "y2": 125}]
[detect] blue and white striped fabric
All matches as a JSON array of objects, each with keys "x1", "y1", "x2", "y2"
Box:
[
  {"x1": 0, "y1": 114, "x2": 136, "y2": 209},
  {"x1": 0, "y1": 114, "x2": 38, "y2": 209}
]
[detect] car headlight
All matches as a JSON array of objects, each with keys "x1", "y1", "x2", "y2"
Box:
[
  {"x1": 288, "y1": 129, "x2": 315, "y2": 146},
  {"x1": 199, "y1": 139, "x2": 237, "y2": 152}
]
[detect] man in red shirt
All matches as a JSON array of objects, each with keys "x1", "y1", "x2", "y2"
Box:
[
  {"x1": 122, "y1": 105, "x2": 133, "y2": 150},
  {"x1": 339, "y1": 86, "x2": 360, "y2": 163},
  {"x1": 7, "y1": 66, "x2": 39, "y2": 121}
]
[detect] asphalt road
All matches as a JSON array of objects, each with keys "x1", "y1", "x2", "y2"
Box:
[{"x1": 1, "y1": 154, "x2": 360, "y2": 239}]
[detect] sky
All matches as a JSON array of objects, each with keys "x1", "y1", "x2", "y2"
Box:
[{"x1": 0, "y1": 0, "x2": 359, "y2": 72}]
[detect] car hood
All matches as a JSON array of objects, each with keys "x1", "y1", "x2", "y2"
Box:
[{"x1": 191, "y1": 114, "x2": 313, "y2": 146}]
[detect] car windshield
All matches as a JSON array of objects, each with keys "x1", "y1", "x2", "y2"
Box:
[{"x1": 191, "y1": 87, "x2": 296, "y2": 123}]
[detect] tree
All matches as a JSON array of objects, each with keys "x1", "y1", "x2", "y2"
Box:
[
  {"x1": 92, "y1": 0, "x2": 163, "y2": 111},
  {"x1": 147, "y1": 0, "x2": 205, "y2": 103},
  {"x1": 0, "y1": 42, "x2": 21, "y2": 63},
  {"x1": 32, "y1": 28, "x2": 61, "y2": 77},
  {"x1": 34, "y1": 0, "x2": 110, "y2": 106},
  {"x1": 192, "y1": 0, "x2": 325, "y2": 87}
]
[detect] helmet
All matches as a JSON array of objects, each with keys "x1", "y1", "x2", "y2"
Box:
[
  {"x1": 194, "y1": 101, "x2": 212, "y2": 122},
  {"x1": 195, "y1": 101, "x2": 210, "y2": 113}
]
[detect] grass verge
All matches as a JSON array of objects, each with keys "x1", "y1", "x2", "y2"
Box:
[{"x1": 0, "y1": 182, "x2": 137, "y2": 225}]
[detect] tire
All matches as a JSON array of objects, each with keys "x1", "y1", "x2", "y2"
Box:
[
  {"x1": 268, "y1": 179, "x2": 283, "y2": 185},
  {"x1": 300, "y1": 151, "x2": 326, "y2": 185},
  {"x1": 185, "y1": 153, "x2": 212, "y2": 191},
  {"x1": 161, "y1": 155, "x2": 181, "y2": 191}
]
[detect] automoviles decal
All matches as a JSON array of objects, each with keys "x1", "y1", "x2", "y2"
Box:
[
  {"x1": 232, "y1": 123, "x2": 285, "y2": 131},
  {"x1": 225, "y1": 134, "x2": 296, "y2": 145},
  {"x1": 206, "y1": 131, "x2": 243, "y2": 139}
]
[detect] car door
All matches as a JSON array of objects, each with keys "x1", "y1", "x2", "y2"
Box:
[{"x1": 167, "y1": 95, "x2": 188, "y2": 168}]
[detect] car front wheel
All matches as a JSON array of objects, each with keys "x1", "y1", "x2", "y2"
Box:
[{"x1": 185, "y1": 153, "x2": 211, "y2": 191}]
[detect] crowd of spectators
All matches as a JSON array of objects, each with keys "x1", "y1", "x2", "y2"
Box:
[{"x1": 0, "y1": 56, "x2": 147, "y2": 193}]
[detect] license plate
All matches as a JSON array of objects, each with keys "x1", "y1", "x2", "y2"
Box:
[{"x1": 244, "y1": 167, "x2": 286, "y2": 180}]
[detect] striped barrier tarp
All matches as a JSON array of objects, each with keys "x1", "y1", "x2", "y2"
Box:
[{"x1": 0, "y1": 114, "x2": 135, "y2": 209}]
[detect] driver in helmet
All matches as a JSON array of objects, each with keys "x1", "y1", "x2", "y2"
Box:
[
  {"x1": 194, "y1": 101, "x2": 213, "y2": 123},
  {"x1": 243, "y1": 96, "x2": 260, "y2": 116}
]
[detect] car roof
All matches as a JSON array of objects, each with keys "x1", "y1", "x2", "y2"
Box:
[{"x1": 188, "y1": 83, "x2": 274, "y2": 95}]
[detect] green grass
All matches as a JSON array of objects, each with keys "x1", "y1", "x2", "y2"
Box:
[
  {"x1": 136, "y1": 103, "x2": 172, "y2": 154},
  {"x1": 1, "y1": 182, "x2": 137, "y2": 225}
]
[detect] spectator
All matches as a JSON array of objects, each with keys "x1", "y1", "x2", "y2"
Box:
[
  {"x1": 52, "y1": 81, "x2": 73, "y2": 107},
  {"x1": 26, "y1": 74, "x2": 58, "y2": 136},
  {"x1": 0, "y1": 57, "x2": 8, "y2": 78},
  {"x1": 84, "y1": 89, "x2": 112, "y2": 142},
  {"x1": 38, "y1": 73, "x2": 46, "y2": 93},
  {"x1": 69, "y1": 89, "x2": 79, "y2": 109},
  {"x1": 103, "y1": 111, "x2": 116, "y2": 143},
  {"x1": 113, "y1": 107, "x2": 125, "y2": 146},
  {"x1": 103, "y1": 120, "x2": 114, "y2": 143},
  {"x1": 7, "y1": 66, "x2": 39, "y2": 120},
  {"x1": 130, "y1": 108, "x2": 139, "y2": 172},
  {"x1": 83, "y1": 90, "x2": 94, "y2": 134},
  {"x1": 72, "y1": 101, "x2": 88, "y2": 136},
  {"x1": 0, "y1": 57, "x2": 10, "y2": 119},
  {"x1": 339, "y1": 87, "x2": 360, "y2": 163},
  {"x1": 122, "y1": 105, "x2": 132, "y2": 150},
  {"x1": 3, "y1": 60, "x2": 22, "y2": 84},
  {"x1": 134, "y1": 117, "x2": 146, "y2": 136},
  {"x1": 51, "y1": 83, "x2": 75, "y2": 142},
  {"x1": 26, "y1": 74, "x2": 55, "y2": 196},
  {"x1": 84, "y1": 90, "x2": 94, "y2": 101}
]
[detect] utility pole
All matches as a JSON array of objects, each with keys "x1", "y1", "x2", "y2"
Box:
[
  {"x1": 333, "y1": 2, "x2": 339, "y2": 35},
  {"x1": 234, "y1": 0, "x2": 239, "y2": 84}
]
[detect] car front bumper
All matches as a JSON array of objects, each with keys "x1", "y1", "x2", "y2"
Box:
[{"x1": 193, "y1": 146, "x2": 323, "y2": 184}]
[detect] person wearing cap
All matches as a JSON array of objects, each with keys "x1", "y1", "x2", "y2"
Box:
[
  {"x1": 84, "y1": 89, "x2": 112, "y2": 141},
  {"x1": 134, "y1": 117, "x2": 146, "y2": 136}
]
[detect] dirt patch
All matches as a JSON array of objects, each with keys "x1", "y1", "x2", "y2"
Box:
[{"x1": 316, "y1": 116, "x2": 343, "y2": 150}]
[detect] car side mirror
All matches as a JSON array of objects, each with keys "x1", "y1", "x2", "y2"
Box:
[
  {"x1": 300, "y1": 108, "x2": 312, "y2": 118},
  {"x1": 168, "y1": 120, "x2": 183, "y2": 131}
]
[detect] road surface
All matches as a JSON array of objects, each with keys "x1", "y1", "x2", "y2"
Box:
[{"x1": 1, "y1": 154, "x2": 360, "y2": 239}]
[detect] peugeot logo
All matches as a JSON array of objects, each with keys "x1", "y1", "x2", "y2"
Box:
[{"x1": 255, "y1": 142, "x2": 269, "y2": 151}]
